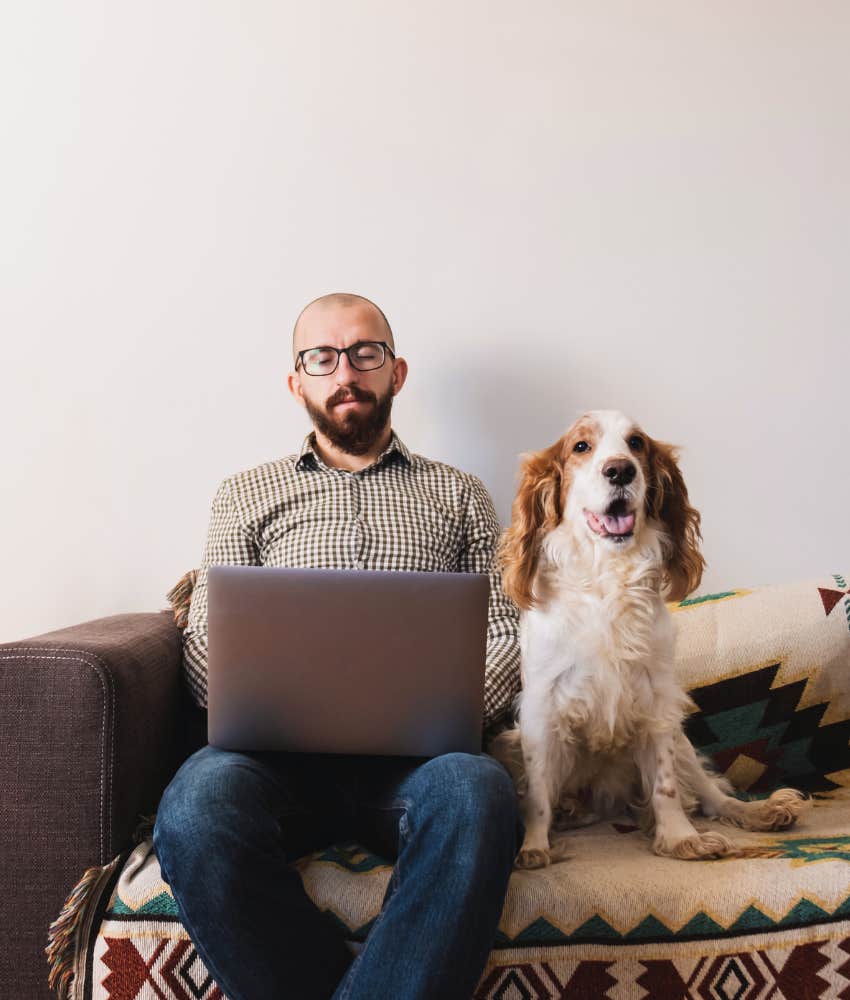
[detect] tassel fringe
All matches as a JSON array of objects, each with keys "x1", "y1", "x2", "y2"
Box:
[
  {"x1": 45, "y1": 857, "x2": 120, "y2": 999},
  {"x1": 165, "y1": 569, "x2": 197, "y2": 629}
]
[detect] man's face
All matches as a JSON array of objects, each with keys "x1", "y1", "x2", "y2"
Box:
[{"x1": 287, "y1": 302, "x2": 406, "y2": 455}]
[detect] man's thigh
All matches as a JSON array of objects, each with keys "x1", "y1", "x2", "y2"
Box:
[
  {"x1": 261, "y1": 751, "x2": 520, "y2": 863},
  {"x1": 258, "y1": 749, "x2": 367, "y2": 860},
  {"x1": 346, "y1": 754, "x2": 439, "y2": 861},
  {"x1": 348, "y1": 751, "x2": 522, "y2": 862},
  {"x1": 160, "y1": 745, "x2": 363, "y2": 862}
]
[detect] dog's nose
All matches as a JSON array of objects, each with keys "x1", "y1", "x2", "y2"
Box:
[{"x1": 602, "y1": 459, "x2": 636, "y2": 486}]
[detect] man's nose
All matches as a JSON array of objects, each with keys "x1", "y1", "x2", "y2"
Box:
[
  {"x1": 602, "y1": 459, "x2": 636, "y2": 486},
  {"x1": 334, "y1": 352, "x2": 359, "y2": 381}
]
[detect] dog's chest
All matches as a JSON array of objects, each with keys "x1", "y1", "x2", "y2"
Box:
[
  {"x1": 553, "y1": 658, "x2": 653, "y2": 753},
  {"x1": 522, "y1": 584, "x2": 668, "y2": 752}
]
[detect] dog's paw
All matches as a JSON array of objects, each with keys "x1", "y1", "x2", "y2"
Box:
[
  {"x1": 719, "y1": 788, "x2": 809, "y2": 832},
  {"x1": 747, "y1": 788, "x2": 809, "y2": 831},
  {"x1": 515, "y1": 846, "x2": 551, "y2": 870},
  {"x1": 655, "y1": 830, "x2": 736, "y2": 860}
]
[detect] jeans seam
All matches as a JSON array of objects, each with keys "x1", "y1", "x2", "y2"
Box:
[
  {"x1": 357, "y1": 795, "x2": 413, "y2": 812},
  {"x1": 334, "y1": 806, "x2": 410, "y2": 1000}
]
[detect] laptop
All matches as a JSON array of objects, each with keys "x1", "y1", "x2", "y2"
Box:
[{"x1": 206, "y1": 565, "x2": 490, "y2": 756}]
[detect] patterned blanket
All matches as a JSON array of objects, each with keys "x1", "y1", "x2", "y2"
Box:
[{"x1": 48, "y1": 573, "x2": 850, "y2": 998}]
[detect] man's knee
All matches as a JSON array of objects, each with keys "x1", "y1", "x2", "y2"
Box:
[
  {"x1": 415, "y1": 752, "x2": 519, "y2": 827},
  {"x1": 153, "y1": 745, "x2": 276, "y2": 872}
]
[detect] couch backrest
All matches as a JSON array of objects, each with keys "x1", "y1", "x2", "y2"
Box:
[{"x1": 674, "y1": 575, "x2": 850, "y2": 797}]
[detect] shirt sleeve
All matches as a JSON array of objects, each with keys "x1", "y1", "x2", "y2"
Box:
[
  {"x1": 183, "y1": 478, "x2": 260, "y2": 708},
  {"x1": 457, "y1": 475, "x2": 522, "y2": 733}
]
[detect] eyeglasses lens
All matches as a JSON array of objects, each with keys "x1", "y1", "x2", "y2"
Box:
[{"x1": 303, "y1": 343, "x2": 385, "y2": 375}]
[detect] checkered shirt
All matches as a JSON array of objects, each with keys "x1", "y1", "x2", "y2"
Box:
[{"x1": 182, "y1": 429, "x2": 521, "y2": 732}]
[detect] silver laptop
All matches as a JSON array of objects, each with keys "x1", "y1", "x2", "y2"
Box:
[{"x1": 206, "y1": 565, "x2": 489, "y2": 756}]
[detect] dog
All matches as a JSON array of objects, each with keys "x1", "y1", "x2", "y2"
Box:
[{"x1": 489, "y1": 409, "x2": 806, "y2": 870}]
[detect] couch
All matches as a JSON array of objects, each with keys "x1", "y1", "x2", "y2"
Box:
[{"x1": 3, "y1": 573, "x2": 850, "y2": 999}]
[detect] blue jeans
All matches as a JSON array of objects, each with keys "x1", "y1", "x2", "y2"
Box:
[{"x1": 153, "y1": 744, "x2": 520, "y2": 1000}]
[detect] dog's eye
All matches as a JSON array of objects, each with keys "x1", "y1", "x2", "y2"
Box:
[
  {"x1": 573, "y1": 441, "x2": 590, "y2": 453},
  {"x1": 627, "y1": 436, "x2": 644, "y2": 451}
]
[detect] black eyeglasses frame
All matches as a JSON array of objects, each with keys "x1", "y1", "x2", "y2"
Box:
[{"x1": 294, "y1": 340, "x2": 396, "y2": 376}]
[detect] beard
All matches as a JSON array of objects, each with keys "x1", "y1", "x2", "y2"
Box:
[{"x1": 304, "y1": 383, "x2": 395, "y2": 456}]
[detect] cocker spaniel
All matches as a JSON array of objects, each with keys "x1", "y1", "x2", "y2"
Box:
[{"x1": 490, "y1": 409, "x2": 806, "y2": 869}]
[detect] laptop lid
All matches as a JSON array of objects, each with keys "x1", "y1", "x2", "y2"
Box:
[{"x1": 206, "y1": 565, "x2": 489, "y2": 756}]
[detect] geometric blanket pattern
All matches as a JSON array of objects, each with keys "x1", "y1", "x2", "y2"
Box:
[
  {"x1": 86, "y1": 929, "x2": 850, "y2": 998},
  {"x1": 48, "y1": 574, "x2": 850, "y2": 999},
  {"x1": 474, "y1": 931, "x2": 850, "y2": 998},
  {"x1": 684, "y1": 660, "x2": 850, "y2": 797}
]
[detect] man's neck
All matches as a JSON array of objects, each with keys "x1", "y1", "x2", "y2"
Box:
[{"x1": 311, "y1": 424, "x2": 394, "y2": 472}]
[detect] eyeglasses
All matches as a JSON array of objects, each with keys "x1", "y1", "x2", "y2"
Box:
[{"x1": 295, "y1": 340, "x2": 395, "y2": 376}]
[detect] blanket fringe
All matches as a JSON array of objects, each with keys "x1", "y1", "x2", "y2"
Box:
[
  {"x1": 45, "y1": 856, "x2": 120, "y2": 999},
  {"x1": 165, "y1": 569, "x2": 197, "y2": 629}
]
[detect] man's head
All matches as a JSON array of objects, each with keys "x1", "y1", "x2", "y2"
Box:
[{"x1": 287, "y1": 293, "x2": 407, "y2": 456}]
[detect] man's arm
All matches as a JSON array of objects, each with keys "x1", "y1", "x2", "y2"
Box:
[
  {"x1": 457, "y1": 475, "x2": 522, "y2": 735},
  {"x1": 183, "y1": 478, "x2": 260, "y2": 708}
]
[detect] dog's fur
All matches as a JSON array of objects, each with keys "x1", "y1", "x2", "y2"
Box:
[{"x1": 490, "y1": 410, "x2": 806, "y2": 869}]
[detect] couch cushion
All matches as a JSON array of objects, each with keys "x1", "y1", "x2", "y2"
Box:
[
  {"x1": 69, "y1": 796, "x2": 850, "y2": 998},
  {"x1": 53, "y1": 574, "x2": 850, "y2": 998},
  {"x1": 294, "y1": 801, "x2": 850, "y2": 944}
]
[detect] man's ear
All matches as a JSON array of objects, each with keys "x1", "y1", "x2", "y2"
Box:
[
  {"x1": 287, "y1": 370, "x2": 306, "y2": 407},
  {"x1": 391, "y1": 357, "x2": 408, "y2": 395}
]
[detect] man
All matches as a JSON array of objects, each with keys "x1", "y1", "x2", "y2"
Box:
[{"x1": 153, "y1": 293, "x2": 522, "y2": 1000}]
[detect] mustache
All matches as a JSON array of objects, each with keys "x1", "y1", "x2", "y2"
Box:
[{"x1": 327, "y1": 386, "x2": 377, "y2": 408}]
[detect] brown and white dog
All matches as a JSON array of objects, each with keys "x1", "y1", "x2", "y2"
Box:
[{"x1": 490, "y1": 409, "x2": 806, "y2": 869}]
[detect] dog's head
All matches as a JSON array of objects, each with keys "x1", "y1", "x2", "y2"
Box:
[{"x1": 498, "y1": 409, "x2": 705, "y2": 608}]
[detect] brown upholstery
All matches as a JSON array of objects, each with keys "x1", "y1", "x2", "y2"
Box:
[{"x1": 0, "y1": 612, "x2": 206, "y2": 1000}]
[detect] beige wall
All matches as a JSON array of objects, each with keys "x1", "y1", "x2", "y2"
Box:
[{"x1": 2, "y1": 2, "x2": 848, "y2": 640}]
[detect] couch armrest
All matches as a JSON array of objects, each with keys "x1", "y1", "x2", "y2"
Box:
[
  {"x1": 0, "y1": 610, "x2": 186, "y2": 864},
  {"x1": 0, "y1": 610, "x2": 187, "y2": 999}
]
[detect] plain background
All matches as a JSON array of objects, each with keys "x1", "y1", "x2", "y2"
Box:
[{"x1": 2, "y1": 2, "x2": 848, "y2": 641}]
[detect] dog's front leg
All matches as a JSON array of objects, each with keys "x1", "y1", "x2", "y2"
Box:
[
  {"x1": 637, "y1": 731, "x2": 735, "y2": 860},
  {"x1": 515, "y1": 725, "x2": 564, "y2": 869}
]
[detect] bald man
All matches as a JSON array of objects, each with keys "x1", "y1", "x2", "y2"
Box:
[
  {"x1": 153, "y1": 293, "x2": 522, "y2": 1000},
  {"x1": 287, "y1": 293, "x2": 405, "y2": 470}
]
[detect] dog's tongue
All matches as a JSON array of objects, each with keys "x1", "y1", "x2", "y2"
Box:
[{"x1": 601, "y1": 512, "x2": 635, "y2": 535}]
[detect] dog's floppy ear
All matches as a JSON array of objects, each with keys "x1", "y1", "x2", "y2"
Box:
[
  {"x1": 498, "y1": 440, "x2": 565, "y2": 610},
  {"x1": 645, "y1": 438, "x2": 706, "y2": 602}
]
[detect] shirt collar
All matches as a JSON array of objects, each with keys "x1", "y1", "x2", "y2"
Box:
[{"x1": 295, "y1": 429, "x2": 413, "y2": 472}]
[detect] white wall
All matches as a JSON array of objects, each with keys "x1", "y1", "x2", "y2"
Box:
[{"x1": 2, "y1": 2, "x2": 848, "y2": 640}]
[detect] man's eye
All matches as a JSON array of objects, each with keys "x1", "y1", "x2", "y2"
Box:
[
  {"x1": 628, "y1": 435, "x2": 644, "y2": 451},
  {"x1": 353, "y1": 344, "x2": 380, "y2": 360},
  {"x1": 307, "y1": 349, "x2": 334, "y2": 364},
  {"x1": 573, "y1": 441, "x2": 590, "y2": 453}
]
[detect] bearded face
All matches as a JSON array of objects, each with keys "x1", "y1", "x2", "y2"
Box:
[{"x1": 302, "y1": 381, "x2": 395, "y2": 456}]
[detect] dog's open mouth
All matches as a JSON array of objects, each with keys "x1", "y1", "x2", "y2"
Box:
[{"x1": 584, "y1": 502, "x2": 636, "y2": 542}]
